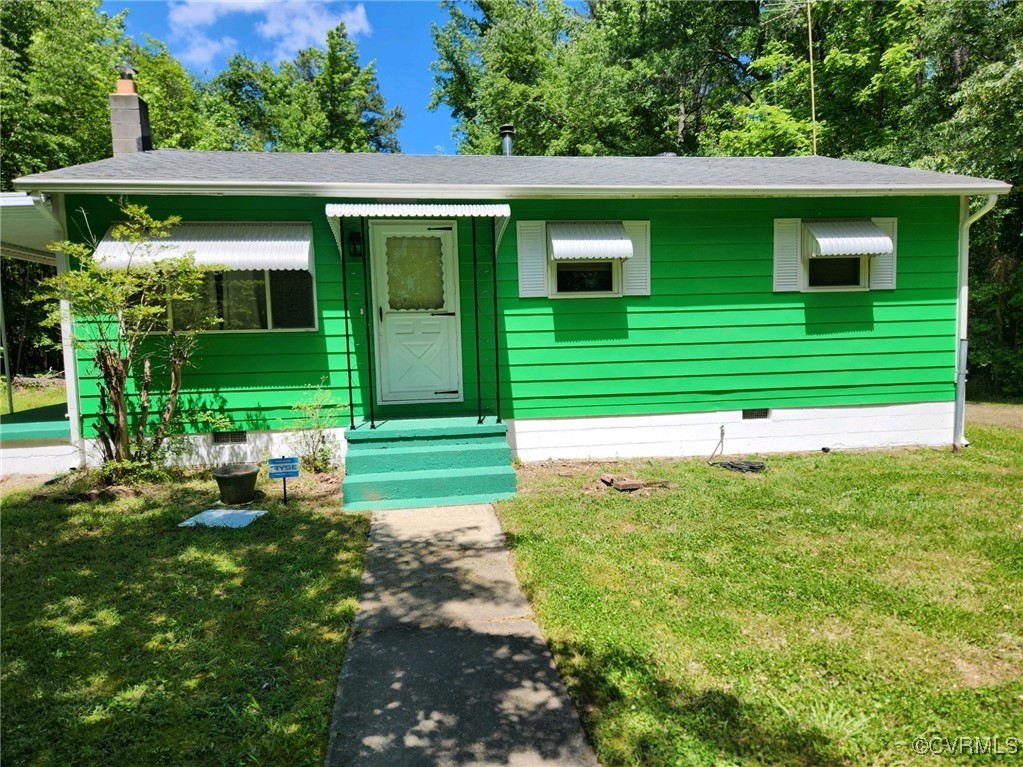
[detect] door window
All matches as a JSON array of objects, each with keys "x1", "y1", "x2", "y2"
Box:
[{"x1": 385, "y1": 235, "x2": 445, "y2": 311}]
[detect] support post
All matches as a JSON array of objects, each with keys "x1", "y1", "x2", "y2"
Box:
[
  {"x1": 338, "y1": 218, "x2": 356, "y2": 430},
  {"x1": 472, "y1": 217, "x2": 483, "y2": 424},
  {"x1": 0, "y1": 278, "x2": 14, "y2": 414},
  {"x1": 491, "y1": 218, "x2": 501, "y2": 423},
  {"x1": 361, "y1": 217, "x2": 376, "y2": 429}
]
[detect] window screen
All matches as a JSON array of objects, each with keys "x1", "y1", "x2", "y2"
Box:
[
  {"x1": 221, "y1": 270, "x2": 268, "y2": 330},
  {"x1": 808, "y1": 258, "x2": 861, "y2": 288},
  {"x1": 270, "y1": 270, "x2": 315, "y2": 328},
  {"x1": 555, "y1": 261, "x2": 614, "y2": 293}
]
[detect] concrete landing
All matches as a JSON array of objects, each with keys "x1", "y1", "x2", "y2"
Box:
[{"x1": 325, "y1": 505, "x2": 599, "y2": 767}]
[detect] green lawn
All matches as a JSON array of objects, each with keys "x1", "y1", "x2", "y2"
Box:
[
  {"x1": 496, "y1": 424, "x2": 1023, "y2": 766},
  {"x1": 0, "y1": 380, "x2": 67, "y2": 416},
  {"x1": 0, "y1": 473, "x2": 367, "y2": 767}
]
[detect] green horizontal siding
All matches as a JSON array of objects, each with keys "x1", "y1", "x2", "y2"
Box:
[
  {"x1": 499, "y1": 196, "x2": 959, "y2": 419},
  {"x1": 66, "y1": 193, "x2": 960, "y2": 436}
]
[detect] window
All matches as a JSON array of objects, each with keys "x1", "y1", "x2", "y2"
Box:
[
  {"x1": 517, "y1": 220, "x2": 651, "y2": 298},
  {"x1": 555, "y1": 261, "x2": 615, "y2": 293},
  {"x1": 773, "y1": 218, "x2": 897, "y2": 293},
  {"x1": 170, "y1": 269, "x2": 315, "y2": 331}
]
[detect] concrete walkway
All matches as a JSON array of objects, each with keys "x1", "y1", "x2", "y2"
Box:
[{"x1": 325, "y1": 504, "x2": 599, "y2": 767}]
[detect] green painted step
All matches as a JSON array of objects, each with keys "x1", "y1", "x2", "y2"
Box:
[
  {"x1": 345, "y1": 440, "x2": 511, "y2": 475},
  {"x1": 345, "y1": 417, "x2": 508, "y2": 444},
  {"x1": 342, "y1": 491, "x2": 517, "y2": 513},
  {"x1": 342, "y1": 465, "x2": 517, "y2": 508}
]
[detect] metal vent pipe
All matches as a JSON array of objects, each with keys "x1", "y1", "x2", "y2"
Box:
[{"x1": 499, "y1": 124, "x2": 514, "y2": 156}]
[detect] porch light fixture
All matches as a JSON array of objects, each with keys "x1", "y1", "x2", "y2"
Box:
[{"x1": 347, "y1": 230, "x2": 364, "y2": 260}]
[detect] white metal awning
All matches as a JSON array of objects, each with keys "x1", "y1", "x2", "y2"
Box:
[
  {"x1": 324, "y1": 203, "x2": 513, "y2": 255},
  {"x1": 803, "y1": 219, "x2": 893, "y2": 258},
  {"x1": 547, "y1": 221, "x2": 633, "y2": 260},
  {"x1": 325, "y1": 203, "x2": 511, "y2": 218},
  {"x1": 93, "y1": 222, "x2": 313, "y2": 270}
]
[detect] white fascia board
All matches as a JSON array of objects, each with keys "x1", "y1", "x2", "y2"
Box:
[{"x1": 15, "y1": 179, "x2": 1013, "y2": 199}]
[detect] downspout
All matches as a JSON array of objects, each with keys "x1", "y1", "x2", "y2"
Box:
[
  {"x1": 31, "y1": 192, "x2": 86, "y2": 469},
  {"x1": 953, "y1": 193, "x2": 998, "y2": 452}
]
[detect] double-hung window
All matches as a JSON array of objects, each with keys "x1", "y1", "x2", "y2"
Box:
[
  {"x1": 93, "y1": 221, "x2": 317, "y2": 331},
  {"x1": 170, "y1": 269, "x2": 315, "y2": 330}
]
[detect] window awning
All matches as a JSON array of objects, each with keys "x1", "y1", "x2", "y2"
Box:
[
  {"x1": 325, "y1": 203, "x2": 511, "y2": 218},
  {"x1": 324, "y1": 203, "x2": 513, "y2": 256},
  {"x1": 93, "y1": 222, "x2": 313, "y2": 270},
  {"x1": 547, "y1": 221, "x2": 633, "y2": 261},
  {"x1": 803, "y1": 219, "x2": 893, "y2": 258}
]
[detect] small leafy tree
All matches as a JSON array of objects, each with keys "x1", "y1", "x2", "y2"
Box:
[
  {"x1": 38, "y1": 203, "x2": 219, "y2": 478},
  {"x1": 286, "y1": 378, "x2": 347, "y2": 473}
]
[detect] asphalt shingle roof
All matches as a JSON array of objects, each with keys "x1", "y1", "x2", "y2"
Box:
[{"x1": 14, "y1": 149, "x2": 1009, "y2": 197}]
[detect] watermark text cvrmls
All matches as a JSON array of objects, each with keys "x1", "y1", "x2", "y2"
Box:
[{"x1": 912, "y1": 736, "x2": 1020, "y2": 756}]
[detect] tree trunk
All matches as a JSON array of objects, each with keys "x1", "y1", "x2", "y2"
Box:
[{"x1": 97, "y1": 349, "x2": 131, "y2": 462}]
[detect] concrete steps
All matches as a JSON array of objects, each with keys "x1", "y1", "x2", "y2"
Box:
[{"x1": 342, "y1": 417, "x2": 516, "y2": 511}]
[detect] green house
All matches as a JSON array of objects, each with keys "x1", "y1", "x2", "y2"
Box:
[{"x1": 8, "y1": 90, "x2": 1010, "y2": 509}]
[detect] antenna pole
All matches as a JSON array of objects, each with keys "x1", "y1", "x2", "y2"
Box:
[{"x1": 806, "y1": 0, "x2": 818, "y2": 155}]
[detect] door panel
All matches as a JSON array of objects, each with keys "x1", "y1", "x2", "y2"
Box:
[{"x1": 371, "y1": 222, "x2": 462, "y2": 403}]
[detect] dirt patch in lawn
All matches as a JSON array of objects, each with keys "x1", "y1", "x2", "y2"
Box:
[{"x1": 967, "y1": 402, "x2": 1023, "y2": 430}]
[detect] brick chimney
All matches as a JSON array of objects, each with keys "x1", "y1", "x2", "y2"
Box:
[{"x1": 109, "y1": 63, "x2": 152, "y2": 156}]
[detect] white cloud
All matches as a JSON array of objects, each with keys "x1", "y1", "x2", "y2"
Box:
[
  {"x1": 177, "y1": 34, "x2": 239, "y2": 68},
  {"x1": 167, "y1": 0, "x2": 270, "y2": 32},
  {"x1": 166, "y1": 1, "x2": 371, "y2": 68},
  {"x1": 340, "y1": 4, "x2": 371, "y2": 37}
]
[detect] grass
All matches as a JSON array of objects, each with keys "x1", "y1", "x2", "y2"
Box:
[
  {"x1": 0, "y1": 379, "x2": 67, "y2": 416},
  {"x1": 0, "y1": 472, "x2": 368, "y2": 767},
  {"x1": 495, "y1": 422, "x2": 1023, "y2": 766}
]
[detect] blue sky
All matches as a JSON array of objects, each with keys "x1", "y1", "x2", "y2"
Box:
[{"x1": 100, "y1": 1, "x2": 459, "y2": 154}]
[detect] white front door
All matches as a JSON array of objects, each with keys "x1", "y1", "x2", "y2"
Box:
[{"x1": 370, "y1": 221, "x2": 462, "y2": 403}]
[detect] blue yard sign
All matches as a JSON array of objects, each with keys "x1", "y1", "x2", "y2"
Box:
[
  {"x1": 268, "y1": 457, "x2": 300, "y2": 503},
  {"x1": 268, "y1": 457, "x2": 300, "y2": 479}
]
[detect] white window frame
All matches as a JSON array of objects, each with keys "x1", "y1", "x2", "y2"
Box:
[
  {"x1": 166, "y1": 267, "x2": 319, "y2": 334},
  {"x1": 801, "y1": 225, "x2": 870, "y2": 293},
  {"x1": 547, "y1": 257, "x2": 623, "y2": 299}
]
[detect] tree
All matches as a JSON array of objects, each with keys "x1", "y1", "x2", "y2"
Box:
[
  {"x1": 197, "y1": 23, "x2": 404, "y2": 153},
  {"x1": 430, "y1": 0, "x2": 764, "y2": 156},
  {"x1": 0, "y1": 0, "x2": 204, "y2": 379},
  {"x1": 37, "y1": 204, "x2": 219, "y2": 477}
]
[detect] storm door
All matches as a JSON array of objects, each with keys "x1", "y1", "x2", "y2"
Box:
[{"x1": 370, "y1": 221, "x2": 462, "y2": 403}]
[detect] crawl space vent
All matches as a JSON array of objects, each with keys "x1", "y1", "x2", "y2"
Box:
[
  {"x1": 742, "y1": 409, "x2": 771, "y2": 420},
  {"x1": 213, "y1": 431, "x2": 248, "y2": 445}
]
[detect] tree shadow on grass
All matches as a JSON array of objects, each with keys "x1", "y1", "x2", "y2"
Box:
[
  {"x1": 547, "y1": 635, "x2": 848, "y2": 767},
  {"x1": 0, "y1": 481, "x2": 367, "y2": 767}
]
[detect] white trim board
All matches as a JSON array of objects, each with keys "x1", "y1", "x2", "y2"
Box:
[
  {"x1": 78, "y1": 428, "x2": 349, "y2": 469},
  {"x1": 504, "y1": 402, "x2": 954, "y2": 462},
  {"x1": 13, "y1": 402, "x2": 956, "y2": 473},
  {"x1": 0, "y1": 443, "x2": 81, "y2": 475}
]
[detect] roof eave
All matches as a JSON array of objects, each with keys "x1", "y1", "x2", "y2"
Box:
[{"x1": 13, "y1": 179, "x2": 1012, "y2": 199}]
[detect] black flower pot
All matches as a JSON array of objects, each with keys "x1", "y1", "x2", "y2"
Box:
[{"x1": 212, "y1": 463, "x2": 259, "y2": 504}]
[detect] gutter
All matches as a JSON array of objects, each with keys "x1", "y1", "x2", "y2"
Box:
[
  {"x1": 953, "y1": 193, "x2": 999, "y2": 453},
  {"x1": 14, "y1": 180, "x2": 1012, "y2": 200}
]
